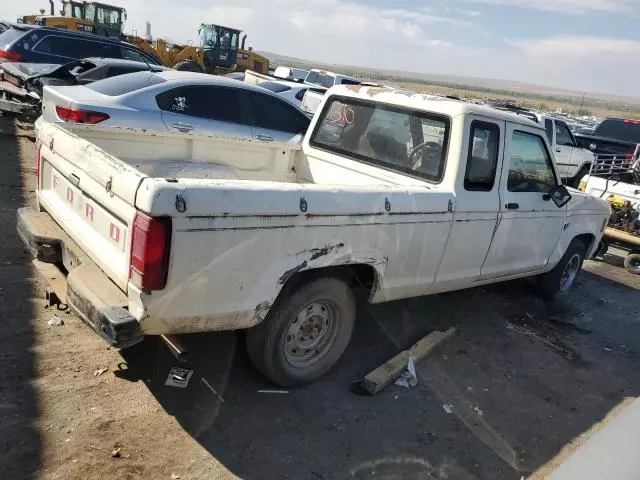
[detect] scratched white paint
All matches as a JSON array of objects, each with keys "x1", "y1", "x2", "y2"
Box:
[{"x1": 34, "y1": 87, "x2": 609, "y2": 335}]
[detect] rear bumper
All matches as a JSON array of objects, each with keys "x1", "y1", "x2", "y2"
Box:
[
  {"x1": 0, "y1": 86, "x2": 40, "y2": 118},
  {"x1": 17, "y1": 207, "x2": 142, "y2": 348}
]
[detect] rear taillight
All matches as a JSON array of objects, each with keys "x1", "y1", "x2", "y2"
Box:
[
  {"x1": 130, "y1": 212, "x2": 171, "y2": 291},
  {"x1": 35, "y1": 140, "x2": 42, "y2": 188},
  {"x1": 55, "y1": 105, "x2": 110, "y2": 124},
  {"x1": 0, "y1": 50, "x2": 21, "y2": 62}
]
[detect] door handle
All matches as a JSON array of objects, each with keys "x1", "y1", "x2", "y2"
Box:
[
  {"x1": 256, "y1": 134, "x2": 273, "y2": 142},
  {"x1": 172, "y1": 122, "x2": 194, "y2": 132},
  {"x1": 506, "y1": 202, "x2": 520, "y2": 210},
  {"x1": 556, "y1": 148, "x2": 561, "y2": 152}
]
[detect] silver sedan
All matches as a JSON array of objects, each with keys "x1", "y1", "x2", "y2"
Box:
[{"x1": 41, "y1": 70, "x2": 311, "y2": 143}]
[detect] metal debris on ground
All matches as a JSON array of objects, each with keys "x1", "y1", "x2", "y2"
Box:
[
  {"x1": 171, "y1": 473, "x2": 181, "y2": 479},
  {"x1": 47, "y1": 315, "x2": 64, "y2": 326},
  {"x1": 442, "y1": 404, "x2": 454, "y2": 414},
  {"x1": 351, "y1": 327, "x2": 457, "y2": 396},
  {"x1": 474, "y1": 406, "x2": 484, "y2": 416},
  {"x1": 164, "y1": 366, "x2": 194, "y2": 388},
  {"x1": 394, "y1": 357, "x2": 418, "y2": 388},
  {"x1": 257, "y1": 389, "x2": 289, "y2": 394},
  {"x1": 94, "y1": 367, "x2": 108, "y2": 377},
  {"x1": 111, "y1": 447, "x2": 121, "y2": 458}
]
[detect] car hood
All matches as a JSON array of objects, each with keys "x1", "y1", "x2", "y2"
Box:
[
  {"x1": 566, "y1": 187, "x2": 611, "y2": 215},
  {"x1": 1, "y1": 62, "x2": 64, "y2": 80}
]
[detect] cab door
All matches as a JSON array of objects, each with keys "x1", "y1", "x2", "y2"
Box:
[
  {"x1": 480, "y1": 123, "x2": 566, "y2": 279},
  {"x1": 553, "y1": 120, "x2": 579, "y2": 177}
]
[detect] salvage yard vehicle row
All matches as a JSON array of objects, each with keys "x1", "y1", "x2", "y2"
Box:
[{"x1": 18, "y1": 85, "x2": 610, "y2": 386}]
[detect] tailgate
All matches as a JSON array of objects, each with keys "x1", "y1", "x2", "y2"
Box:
[{"x1": 35, "y1": 120, "x2": 146, "y2": 291}]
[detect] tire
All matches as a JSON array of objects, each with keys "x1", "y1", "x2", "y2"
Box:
[
  {"x1": 537, "y1": 239, "x2": 586, "y2": 298},
  {"x1": 246, "y1": 277, "x2": 356, "y2": 387},
  {"x1": 172, "y1": 60, "x2": 204, "y2": 72},
  {"x1": 624, "y1": 253, "x2": 640, "y2": 275}
]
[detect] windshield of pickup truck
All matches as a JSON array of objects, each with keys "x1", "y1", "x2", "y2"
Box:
[
  {"x1": 595, "y1": 119, "x2": 640, "y2": 143},
  {"x1": 311, "y1": 97, "x2": 449, "y2": 182}
]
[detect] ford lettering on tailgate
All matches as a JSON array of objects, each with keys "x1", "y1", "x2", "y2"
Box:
[{"x1": 50, "y1": 166, "x2": 126, "y2": 251}]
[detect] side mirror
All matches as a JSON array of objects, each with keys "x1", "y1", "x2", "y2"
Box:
[{"x1": 548, "y1": 184, "x2": 572, "y2": 208}]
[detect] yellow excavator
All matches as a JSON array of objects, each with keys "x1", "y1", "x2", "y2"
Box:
[{"x1": 19, "y1": 1, "x2": 269, "y2": 74}]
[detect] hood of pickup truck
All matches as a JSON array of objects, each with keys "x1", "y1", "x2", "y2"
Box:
[{"x1": 566, "y1": 187, "x2": 610, "y2": 215}]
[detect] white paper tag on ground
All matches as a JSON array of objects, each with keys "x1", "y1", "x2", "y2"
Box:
[
  {"x1": 165, "y1": 367, "x2": 194, "y2": 388},
  {"x1": 394, "y1": 357, "x2": 418, "y2": 388}
]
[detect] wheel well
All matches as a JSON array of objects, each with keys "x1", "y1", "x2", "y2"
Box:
[
  {"x1": 280, "y1": 264, "x2": 378, "y2": 303},
  {"x1": 574, "y1": 233, "x2": 595, "y2": 255}
]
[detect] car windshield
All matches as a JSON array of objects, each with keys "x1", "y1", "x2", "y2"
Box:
[
  {"x1": 311, "y1": 96, "x2": 450, "y2": 182},
  {"x1": 259, "y1": 82, "x2": 292, "y2": 93},
  {"x1": 86, "y1": 71, "x2": 166, "y2": 96},
  {"x1": 596, "y1": 119, "x2": 640, "y2": 143},
  {"x1": 306, "y1": 71, "x2": 335, "y2": 88}
]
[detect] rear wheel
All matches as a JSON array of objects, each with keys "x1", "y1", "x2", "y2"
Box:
[
  {"x1": 172, "y1": 60, "x2": 204, "y2": 72},
  {"x1": 246, "y1": 277, "x2": 356, "y2": 387},
  {"x1": 625, "y1": 253, "x2": 640, "y2": 275},
  {"x1": 537, "y1": 239, "x2": 586, "y2": 298}
]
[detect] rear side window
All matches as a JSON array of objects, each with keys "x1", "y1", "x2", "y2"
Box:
[
  {"x1": 156, "y1": 85, "x2": 243, "y2": 124},
  {"x1": 245, "y1": 91, "x2": 310, "y2": 134},
  {"x1": 88, "y1": 71, "x2": 166, "y2": 95},
  {"x1": 340, "y1": 78, "x2": 361, "y2": 85},
  {"x1": 464, "y1": 121, "x2": 500, "y2": 191},
  {"x1": 34, "y1": 35, "x2": 114, "y2": 59}
]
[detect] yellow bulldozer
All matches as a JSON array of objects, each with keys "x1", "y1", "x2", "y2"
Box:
[
  {"x1": 19, "y1": 1, "x2": 270, "y2": 74},
  {"x1": 125, "y1": 24, "x2": 269, "y2": 75}
]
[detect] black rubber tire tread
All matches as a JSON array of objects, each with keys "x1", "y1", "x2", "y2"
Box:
[
  {"x1": 246, "y1": 277, "x2": 356, "y2": 387},
  {"x1": 172, "y1": 60, "x2": 204, "y2": 72},
  {"x1": 624, "y1": 253, "x2": 640, "y2": 275},
  {"x1": 537, "y1": 239, "x2": 586, "y2": 298}
]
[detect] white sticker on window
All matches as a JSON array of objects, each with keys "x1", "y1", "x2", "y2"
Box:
[{"x1": 171, "y1": 96, "x2": 188, "y2": 112}]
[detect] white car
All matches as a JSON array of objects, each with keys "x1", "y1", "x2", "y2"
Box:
[
  {"x1": 273, "y1": 66, "x2": 308, "y2": 83},
  {"x1": 258, "y1": 80, "x2": 326, "y2": 109},
  {"x1": 20, "y1": 85, "x2": 609, "y2": 387},
  {"x1": 42, "y1": 70, "x2": 311, "y2": 143}
]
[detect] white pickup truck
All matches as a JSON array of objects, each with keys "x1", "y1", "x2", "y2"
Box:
[{"x1": 18, "y1": 85, "x2": 610, "y2": 386}]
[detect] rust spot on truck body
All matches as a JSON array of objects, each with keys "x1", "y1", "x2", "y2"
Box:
[{"x1": 308, "y1": 242, "x2": 345, "y2": 261}]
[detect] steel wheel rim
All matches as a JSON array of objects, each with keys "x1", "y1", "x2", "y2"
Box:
[
  {"x1": 560, "y1": 253, "x2": 581, "y2": 291},
  {"x1": 284, "y1": 300, "x2": 339, "y2": 368},
  {"x1": 631, "y1": 258, "x2": 640, "y2": 272}
]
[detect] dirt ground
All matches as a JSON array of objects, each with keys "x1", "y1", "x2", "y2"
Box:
[{"x1": 1, "y1": 119, "x2": 639, "y2": 480}]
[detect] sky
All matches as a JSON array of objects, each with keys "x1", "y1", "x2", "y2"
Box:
[{"x1": 5, "y1": 0, "x2": 640, "y2": 96}]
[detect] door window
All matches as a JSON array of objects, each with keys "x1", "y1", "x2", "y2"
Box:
[
  {"x1": 245, "y1": 91, "x2": 310, "y2": 134},
  {"x1": 464, "y1": 121, "x2": 500, "y2": 191},
  {"x1": 156, "y1": 86, "x2": 243, "y2": 124},
  {"x1": 508, "y1": 131, "x2": 557, "y2": 193},
  {"x1": 555, "y1": 122, "x2": 575, "y2": 147}
]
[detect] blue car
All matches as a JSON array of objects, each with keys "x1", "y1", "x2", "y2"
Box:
[{"x1": 0, "y1": 23, "x2": 160, "y2": 65}]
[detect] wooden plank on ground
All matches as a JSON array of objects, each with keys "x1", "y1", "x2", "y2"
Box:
[{"x1": 351, "y1": 327, "x2": 456, "y2": 396}]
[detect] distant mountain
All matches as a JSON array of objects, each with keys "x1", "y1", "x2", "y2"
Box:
[{"x1": 259, "y1": 51, "x2": 640, "y2": 109}]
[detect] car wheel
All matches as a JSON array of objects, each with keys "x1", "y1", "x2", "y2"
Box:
[
  {"x1": 537, "y1": 239, "x2": 586, "y2": 298},
  {"x1": 246, "y1": 277, "x2": 356, "y2": 387},
  {"x1": 624, "y1": 253, "x2": 640, "y2": 275},
  {"x1": 172, "y1": 60, "x2": 204, "y2": 72}
]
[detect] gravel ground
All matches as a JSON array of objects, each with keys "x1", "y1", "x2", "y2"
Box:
[{"x1": 1, "y1": 120, "x2": 638, "y2": 480}]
